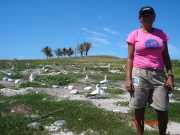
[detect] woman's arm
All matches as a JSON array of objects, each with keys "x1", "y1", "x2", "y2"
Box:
[
  {"x1": 125, "y1": 43, "x2": 135, "y2": 92},
  {"x1": 162, "y1": 41, "x2": 174, "y2": 90}
]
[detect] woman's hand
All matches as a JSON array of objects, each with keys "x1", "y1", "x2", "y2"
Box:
[
  {"x1": 165, "y1": 75, "x2": 174, "y2": 91},
  {"x1": 125, "y1": 79, "x2": 134, "y2": 97}
]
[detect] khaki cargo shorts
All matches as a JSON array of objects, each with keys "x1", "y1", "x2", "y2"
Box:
[{"x1": 129, "y1": 67, "x2": 169, "y2": 111}]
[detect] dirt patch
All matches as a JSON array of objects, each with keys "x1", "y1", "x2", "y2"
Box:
[{"x1": 10, "y1": 104, "x2": 32, "y2": 115}]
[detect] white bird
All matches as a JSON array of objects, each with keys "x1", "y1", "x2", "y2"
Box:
[
  {"x1": 84, "y1": 74, "x2": 88, "y2": 81},
  {"x1": 29, "y1": 73, "x2": 35, "y2": 82},
  {"x1": 14, "y1": 79, "x2": 22, "y2": 84},
  {"x1": 90, "y1": 84, "x2": 105, "y2": 95},
  {"x1": 29, "y1": 71, "x2": 40, "y2": 82},
  {"x1": 100, "y1": 75, "x2": 108, "y2": 84}
]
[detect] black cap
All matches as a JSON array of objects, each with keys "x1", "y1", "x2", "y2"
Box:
[{"x1": 139, "y1": 6, "x2": 156, "y2": 18}]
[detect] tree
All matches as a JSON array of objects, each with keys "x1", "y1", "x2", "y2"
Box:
[
  {"x1": 84, "y1": 42, "x2": 92, "y2": 56},
  {"x1": 78, "y1": 43, "x2": 85, "y2": 57},
  {"x1": 77, "y1": 42, "x2": 92, "y2": 57},
  {"x1": 42, "y1": 46, "x2": 53, "y2": 59},
  {"x1": 62, "y1": 48, "x2": 68, "y2": 56},
  {"x1": 54, "y1": 48, "x2": 63, "y2": 58},
  {"x1": 67, "y1": 47, "x2": 74, "y2": 57}
]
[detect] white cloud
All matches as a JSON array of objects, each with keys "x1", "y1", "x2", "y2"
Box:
[
  {"x1": 88, "y1": 37, "x2": 110, "y2": 45},
  {"x1": 103, "y1": 28, "x2": 120, "y2": 36},
  {"x1": 81, "y1": 27, "x2": 108, "y2": 37}
]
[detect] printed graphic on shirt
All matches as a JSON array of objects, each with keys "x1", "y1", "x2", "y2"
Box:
[
  {"x1": 144, "y1": 39, "x2": 161, "y2": 48},
  {"x1": 132, "y1": 76, "x2": 140, "y2": 86}
]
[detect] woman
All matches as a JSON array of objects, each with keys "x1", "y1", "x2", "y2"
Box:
[{"x1": 125, "y1": 6, "x2": 174, "y2": 135}]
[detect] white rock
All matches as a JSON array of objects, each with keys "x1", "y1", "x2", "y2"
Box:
[
  {"x1": 7, "y1": 78, "x2": 13, "y2": 82},
  {"x1": 70, "y1": 89, "x2": 79, "y2": 94},
  {"x1": 166, "y1": 121, "x2": 180, "y2": 135},
  {"x1": 175, "y1": 87, "x2": 180, "y2": 91},
  {"x1": 112, "y1": 107, "x2": 130, "y2": 114},
  {"x1": 27, "y1": 122, "x2": 41, "y2": 129},
  {"x1": 35, "y1": 91, "x2": 39, "y2": 94},
  {"x1": 52, "y1": 85, "x2": 59, "y2": 88},
  {"x1": 68, "y1": 85, "x2": 74, "y2": 90},
  {"x1": 84, "y1": 86, "x2": 92, "y2": 91},
  {"x1": 109, "y1": 70, "x2": 120, "y2": 74},
  {"x1": 0, "y1": 88, "x2": 18, "y2": 96},
  {"x1": 53, "y1": 120, "x2": 65, "y2": 127},
  {"x1": 41, "y1": 83, "x2": 46, "y2": 86},
  {"x1": 45, "y1": 125, "x2": 60, "y2": 132}
]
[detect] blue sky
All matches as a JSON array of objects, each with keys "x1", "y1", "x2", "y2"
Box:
[{"x1": 1, "y1": 0, "x2": 180, "y2": 59}]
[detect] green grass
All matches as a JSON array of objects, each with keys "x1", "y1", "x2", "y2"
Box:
[
  {"x1": 172, "y1": 90, "x2": 180, "y2": 101},
  {"x1": 143, "y1": 103, "x2": 180, "y2": 122},
  {"x1": 18, "y1": 81, "x2": 49, "y2": 88},
  {"x1": 107, "y1": 87, "x2": 124, "y2": 96},
  {"x1": 35, "y1": 74, "x2": 76, "y2": 86},
  {"x1": 0, "y1": 93, "x2": 136, "y2": 135}
]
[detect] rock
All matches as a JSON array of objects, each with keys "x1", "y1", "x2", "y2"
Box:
[
  {"x1": 0, "y1": 87, "x2": 34, "y2": 97},
  {"x1": 70, "y1": 89, "x2": 79, "y2": 94},
  {"x1": 45, "y1": 125, "x2": 60, "y2": 132},
  {"x1": 52, "y1": 85, "x2": 59, "y2": 88},
  {"x1": 27, "y1": 122, "x2": 41, "y2": 129},
  {"x1": 45, "y1": 120, "x2": 66, "y2": 132},
  {"x1": 29, "y1": 114, "x2": 40, "y2": 119},
  {"x1": 166, "y1": 121, "x2": 180, "y2": 135},
  {"x1": 41, "y1": 83, "x2": 46, "y2": 86},
  {"x1": 84, "y1": 86, "x2": 92, "y2": 91},
  {"x1": 42, "y1": 98, "x2": 47, "y2": 101},
  {"x1": 109, "y1": 70, "x2": 120, "y2": 74},
  {"x1": 67, "y1": 85, "x2": 74, "y2": 90},
  {"x1": 53, "y1": 120, "x2": 65, "y2": 127},
  {"x1": 112, "y1": 107, "x2": 130, "y2": 114},
  {"x1": 0, "y1": 88, "x2": 18, "y2": 96},
  {"x1": 7, "y1": 78, "x2": 13, "y2": 82}
]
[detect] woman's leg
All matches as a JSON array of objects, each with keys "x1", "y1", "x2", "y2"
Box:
[
  {"x1": 156, "y1": 110, "x2": 168, "y2": 135},
  {"x1": 135, "y1": 108, "x2": 145, "y2": 135}
]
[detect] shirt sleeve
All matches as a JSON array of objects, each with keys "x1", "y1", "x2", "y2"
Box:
[
  {"x1": 161, "y1": 31, "x2": 168, "y2": 42},
  {"x1": 126, "y1": 30, "x2": 137, "y2": 45}
]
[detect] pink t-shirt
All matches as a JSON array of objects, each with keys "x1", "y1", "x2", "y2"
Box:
[{"x1": 126, "y1": 28, "x2": 168, "y2": 70}]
